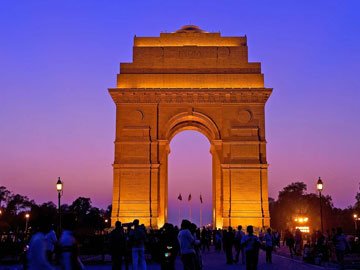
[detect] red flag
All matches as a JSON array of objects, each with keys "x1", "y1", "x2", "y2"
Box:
[
  {"x1": 178, "y1": 193, "x2": 182, "y2": 201},
  {"x1": 200, "y1": 194, "x2": 203, "y2": 204},
  {"x1": 188, "y1": 193, "x2": 192, "y2": 201}
]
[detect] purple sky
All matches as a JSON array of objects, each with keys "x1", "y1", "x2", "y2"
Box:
[{"x1": 1, "y1": 1, "x2": 360, "y2": 225}]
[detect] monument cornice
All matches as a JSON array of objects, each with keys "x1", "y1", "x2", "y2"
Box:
[{"x1": 109, "y1": 88, "x2": 272, "y2": 104}]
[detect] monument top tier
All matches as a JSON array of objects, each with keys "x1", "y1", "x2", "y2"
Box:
[
  {"x1": 134, "y1": 25, "x2": 246, "y2": 47},
  {"x1": 114, "y1": 26, "x2": 268, "y2": 89}
]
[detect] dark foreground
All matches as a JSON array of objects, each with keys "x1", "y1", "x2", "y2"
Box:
[{"x1": 0, "y1": 248, "x2": 345, "y2": 270}]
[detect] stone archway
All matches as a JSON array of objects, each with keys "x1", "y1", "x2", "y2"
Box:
[
  {"x1": 109, "y1": 25, "x2": 272, "y2": 228},
  {"x1": 159, "y1": 111, "x2": 221, "y2": 227}
]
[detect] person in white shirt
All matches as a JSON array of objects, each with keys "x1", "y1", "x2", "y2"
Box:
[
  {"x1": 333, "y1": 227, "x2": 350, "y2": 270},
  {"x1": 45, "y1": 225, "x2": 57, "y2": 263},
  {"x1": 178, "y1": 219, "x2": 196, "y2": 270},
  {"x1": 27, "y1": 217, "x2": 54, "y2": 270},
  {"x1": 59, "y1": 213, "x2": 84, "y2": 270}
]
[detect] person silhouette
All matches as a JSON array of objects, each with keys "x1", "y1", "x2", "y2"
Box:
[{"x1": 241, "y1": 225, "x2": 260, "y2": 270}]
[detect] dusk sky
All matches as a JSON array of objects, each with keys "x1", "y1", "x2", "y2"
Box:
[{"x1": 1, "y1": 1, "x2": 360, "y2": 225}]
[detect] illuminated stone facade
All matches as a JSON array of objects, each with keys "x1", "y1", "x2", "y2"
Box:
[{"x1": 109, "y1": 26, "x2": 272, "y2": 228}]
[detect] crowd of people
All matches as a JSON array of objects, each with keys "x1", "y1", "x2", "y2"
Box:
[
  {"x1": 24, "y1": 215, "x2": 353, "y2": 270},
  {"x1": 284, "y1": 227, "x2": 351, "y2": 269},
  {"x1": 108, "y1": 219, "x2": 269, "y2": 270}
]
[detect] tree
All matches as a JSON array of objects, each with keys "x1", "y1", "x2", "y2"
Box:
[
  {"x1": 29, "y1": 201, "x2": 58, "y2": 230},
  {"x1": 354, "y1": 186, "x2": 360, "y2": 210},
  {"x1": 84, "y1": 207, "x2": 105, "y2": 230},
  {"x1": 69, "y1": 197, "x2": 92, "y2": 217},
  {"x1": 0, "y1": 186, "x2": 11, "y2": 208},
  {"x1": 270, "y1": 182, "x2": 342, "y2": 232},
  {"x1": 6, "y1": 194, "x2": 34, "y2": 215},
  {"x1": 278, "y1": 182, "x2": 307, "y2": 199}
]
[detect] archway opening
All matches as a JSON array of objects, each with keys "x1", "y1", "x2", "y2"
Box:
[{"x1": 167, "y1": 130, "x2": 212, "y2": 227}]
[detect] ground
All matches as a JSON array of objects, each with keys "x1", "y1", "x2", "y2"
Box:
[
  {"x1": 81, "y1": 251, "x2": 338, "y2": 270},
  {"x1": 0, "y1": 248, "x2": 339, "y2": 270}
]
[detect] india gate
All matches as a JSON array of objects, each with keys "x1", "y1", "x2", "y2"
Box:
[{"x1": 109, "y1": 25, "x2": 272, "y2": 229}]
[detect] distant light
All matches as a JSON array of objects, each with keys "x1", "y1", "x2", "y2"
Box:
[
  {"x1": 296, "y1": 226, "x2": 310, "y2": 233},
  {"x1": 354, "y1": 214, "x2": 358, "y2": 219},
  {"x1": 25, "y1": 213, "x2": 30, "y2": 219},
  {"x1": 294, "y1": 216, "x2": 309, "y2": 223},
  {"x1": 105, "y1": 219, "x2": 109, "y2": 223}
]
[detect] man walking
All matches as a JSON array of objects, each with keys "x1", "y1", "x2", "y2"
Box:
[
  {"x1": 234, "y1": 225, "x2": 245, "y2": 264},
  {"x1": 241, "y1": 225, "x2": 260, "y2": 270},
  {"x1": 129, "y1": 219, "x2": 147, "y2": 270},
  {"x1": 223, "y1": 227, "x2": 234, "y2": 265},
  {"x1": 110, "y1": 221, "x2": 128, "y2": 270},
  {"x1": 333, "y1": 227, "x2": 350, "y2": 270},
  {"x1": 264, "y1": 228, "x2": 274, "y2": 263}
]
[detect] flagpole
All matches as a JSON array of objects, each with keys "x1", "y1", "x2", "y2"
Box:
[
  {"x1": 200, "y1": 203, "x2": 202, "y2": 227},
  {"x1": 199, "y1": 194, "x2": 203, "y2": 227},
  {"x1": 178, "y1": 193, "x2": 182, "y2": 226},
  {"x1": 187, "y1": 193, "x2": 192, "y2": 221}
]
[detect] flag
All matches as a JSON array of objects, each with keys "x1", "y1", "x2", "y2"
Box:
[
  {"x1": 188, "y1": 193, "x2": 192, "y2": 201},
  {"x1": 178, "y1": 193, "x2": 182, "y2": 201},
  {"x1": 200, "y1": 194, "x2": 203, "y2": 204}
]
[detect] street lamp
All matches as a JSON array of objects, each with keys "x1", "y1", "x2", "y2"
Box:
[
  {"x1": 25, "y1": 213, "x2": 30, "y2": 233},
  {"x1": 354, "y1": 214, "x2": 358, "y2": 232},
  {"x1": 317, "y1": 177, "x2": 324, "y2": 232},
  {"x1": 104, "y1": 219, "x2": 109, "y2": 229},
  {"x1": 56, "y1": 177, "x2": 63, "y2": 233}
]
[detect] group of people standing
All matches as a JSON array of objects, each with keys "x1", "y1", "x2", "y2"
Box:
[
  {"x1": 27, "y1": 216, "x2": 149, "y2": 270},
  {"x1": 177, "y1": 221, "x2": 275, "y2": 270},
  {"x1": 27, "y1": 213, "x2": 84, "y2": 270},
  {"x1": 110, "y1": 219, "x2": 148, "y2": 270},
  {"x1": 284, "y1": 227, "x2": 350, "y2": 269}
]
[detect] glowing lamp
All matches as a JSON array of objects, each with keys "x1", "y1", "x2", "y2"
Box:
[
  {"x1": 316, "y1": 177, "x2": 324, "y2": 232},
  {"x1": 25, "y1": 213, "x2": 30, "y2": 219},
  {"x1": 316, "y1": 177, "x2": 323, "y2": 192},
  {"x1": 56, "y1": 177, "x2": 63, "y2": 233},
  {"x1": 56, "y1": 177, "x2": 63, "y2": 192}
]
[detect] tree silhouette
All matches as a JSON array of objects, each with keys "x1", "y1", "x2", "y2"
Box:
[
  {"x1": 0, "y1": 186, "x2": 11, "y2": 208},
  {"x1": 270, "y1": 182, "x2": 335, "y2": 231}
]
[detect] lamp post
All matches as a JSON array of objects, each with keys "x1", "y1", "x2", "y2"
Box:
[
  {"x1": 316, "y1": 177, "x2": 324, "y2": 232},
  {"x1": 25, "y1": 213, "x2": 30, "y2": 233},
  {"x1": 56, "y1": 177, "x2": 63, "y2": 234},
  {"x1": 354, "y1": 214, "x2": 358, "y2": 232},
  {"x1": 105, "y1": 219, "x2": 109, "y2": 228}
]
